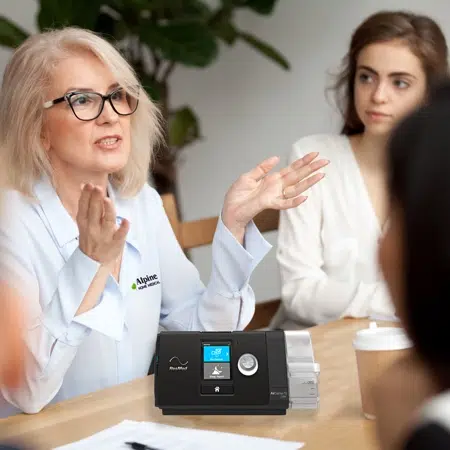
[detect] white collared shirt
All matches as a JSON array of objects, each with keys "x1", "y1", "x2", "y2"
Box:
[
  {"x1": 0, "y1": 178, "x2": 271, "y2": 416},
  {"x1": 276, "y1": 133, "x2": 395, "y2": 327}
]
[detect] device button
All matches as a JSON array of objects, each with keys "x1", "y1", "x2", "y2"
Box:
[
  {"x1": 237, "y1": 353, "x2": 258, "y2": 376},
  {"x1": 201, "y1": 384, "x2": 234, "y2": 394}
]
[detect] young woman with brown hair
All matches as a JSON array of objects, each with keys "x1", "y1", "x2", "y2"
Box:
[{"x1": 275, "y1": 10, "x2": 449, "y2": 329}]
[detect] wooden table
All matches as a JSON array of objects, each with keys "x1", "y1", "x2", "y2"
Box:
[{"x1": 0, "y1": 319, "x2": 387, "y2": 449}]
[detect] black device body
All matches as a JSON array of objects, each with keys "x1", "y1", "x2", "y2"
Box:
[{"x1": 154, "y1": 330, "x2": 289, "y2": 415}]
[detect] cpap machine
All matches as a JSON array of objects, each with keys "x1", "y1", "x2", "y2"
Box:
[{"x1": 154, "y1": 329, "x2": 320, "y2": 415}]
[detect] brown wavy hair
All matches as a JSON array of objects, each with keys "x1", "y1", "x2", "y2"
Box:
[{"x1": 332, "y1": 11, "x2": 449, "y2": 136}]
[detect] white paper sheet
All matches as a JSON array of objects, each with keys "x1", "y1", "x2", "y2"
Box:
[{"x1": 54, "y1": 419, "x2": 304, "y2": 450}]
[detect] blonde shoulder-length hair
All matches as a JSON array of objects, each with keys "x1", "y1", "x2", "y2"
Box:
[{"x1": 0, "y1": 27, "x2": 162, "y2": 197}]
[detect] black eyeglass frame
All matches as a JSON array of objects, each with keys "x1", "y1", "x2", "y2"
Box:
[{"x1": 43, "y1": 86, "x2": 139, "y2": 121}]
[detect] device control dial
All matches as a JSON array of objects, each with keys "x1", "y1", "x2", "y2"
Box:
[{"x1": 237, "y1": 353, "x2": 258, "y2": 376}]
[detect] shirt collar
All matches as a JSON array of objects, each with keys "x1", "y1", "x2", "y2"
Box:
[
  {"x1": 33, "y1": 176, "x2": 141, "y2": 254},
  {"x1": 33, "y1": 176, "x2": 78, "y2": 248}
]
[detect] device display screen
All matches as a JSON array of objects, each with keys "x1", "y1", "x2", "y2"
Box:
[{"x1": 202, "y1": 343, "x2": 231, "y2": 380}]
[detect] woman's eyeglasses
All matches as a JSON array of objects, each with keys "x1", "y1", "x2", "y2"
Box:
[{"x1": 43, "y1": 87, "x2": 139, "y2": 121}]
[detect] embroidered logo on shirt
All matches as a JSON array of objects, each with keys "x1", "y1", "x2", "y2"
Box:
[{"x1": 131, "y1": 274, "x2": 160, "y2": 290}]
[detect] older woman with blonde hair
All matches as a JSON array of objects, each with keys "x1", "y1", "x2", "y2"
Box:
[{"x1": 0, "y1": 27, "x2": 327, "y2": 416}]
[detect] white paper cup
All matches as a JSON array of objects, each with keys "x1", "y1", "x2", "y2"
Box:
[{"x1": 353, "y1": 323, "x2": 413, "y2": 419}]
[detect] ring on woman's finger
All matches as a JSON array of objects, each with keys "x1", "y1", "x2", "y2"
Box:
[{"x1": 282, "y1": 188, "x2": 288, "y2": 199}]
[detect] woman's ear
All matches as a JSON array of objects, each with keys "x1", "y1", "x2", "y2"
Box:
[{"x1": 41, "y1": 126, "x2": 50, "y2": 151}]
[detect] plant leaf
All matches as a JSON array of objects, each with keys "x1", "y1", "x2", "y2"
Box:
[
  {"x1": 0, "y1": 16, "x2": 29, "y2": 48},
  {"x1": 139, "y1": 73, "x2": 162, "y2": 101},
  {"x1": 238, "y1": 30, "x2": 289, "y2": 70},
  {"x1": 213, "y1": 20, "x2": 237, "y2": 45},
  {"x1": 38, "y1": 0, "x2": 104, "y2": 30},
  {"x1": 144, "y1": 0, "x2": 211, "y2": 19},
  {"x1": 208, "y1": 8, "x2": 237, "y2": 45},
  {"x1": 222, "y1": 0, "x2": 277, "y2": 14},
  {"x1": 168, "y1": 106, "x2": 200, "y2": 148},
  {"x1": 94, "y1": 12, "x2": 121, "y2": 40},
  {"x1": 244, "y1": 0, "x2": 277, "y2": 15},
  {"x1": 164, "y1": 0, "x2": 212, "y2": 20},
  {"x1": 140, "y1": 21, "x2": 218, "y2": 67}
]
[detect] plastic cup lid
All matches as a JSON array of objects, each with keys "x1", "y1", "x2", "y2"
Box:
[{"x1": 352, "y1": 322, "x2": 413, "y2": 351}]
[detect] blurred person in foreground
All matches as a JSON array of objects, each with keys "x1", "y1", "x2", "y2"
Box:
[
  {"x1": 0, "y1": 284, "x2": 25, "y2": 392},
  {"x1": 374, "y1": 80, "x2": 450, "y2": 449},
  {"x1": 0, "y1": 204, "x2": 28, "y2": 447},
  {"x1": 0, "y1": 288, "x2": 29, "y2": 448},
  {"x1": 0, "y1": 163, "x2": 25, "y2": 391}
]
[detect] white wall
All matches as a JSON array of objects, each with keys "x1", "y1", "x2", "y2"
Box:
[
  {"x1": 0, "y1": 0, "x2": 37, "y2": 72},
  {"x1": 2, "y1": 0, "x2": 450, "y2": 303}
]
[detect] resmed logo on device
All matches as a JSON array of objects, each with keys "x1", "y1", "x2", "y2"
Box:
[{"x1": 168, "y1": 356, "x2": 188, "y2": 371}]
